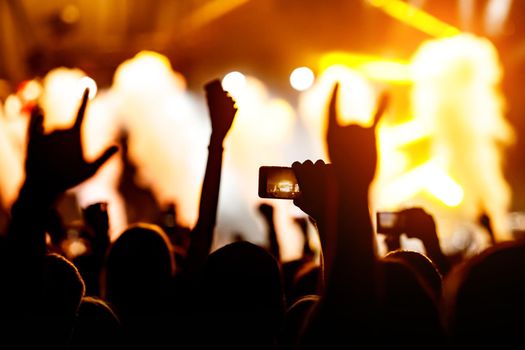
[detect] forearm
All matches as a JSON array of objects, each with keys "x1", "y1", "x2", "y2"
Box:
[
  {"x1": 185, "y1": 135, "x2": 224, "y2": 270},
  {"x1": 6, "y1": 181, "x2": 55, "y2": 320},
  {"x1": 324, "y1": 191, "x2": 378, "y2": 316},
  {"x1": 8, "y1": 181, "x2": 55, "y2": 257},
  {"x1": 425, "y1": 242, "x2": 451, "y2": 276},
  {"x1": 268, "y1": 224, "x2": 281, "y2": 262}
]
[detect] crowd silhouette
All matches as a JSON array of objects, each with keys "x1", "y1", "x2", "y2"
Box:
[{"x1": 0, "y1": 73, "x2": 524, "y2": 349}]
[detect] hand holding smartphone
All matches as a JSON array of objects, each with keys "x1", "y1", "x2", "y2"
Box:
[
  {"x1": 376, "y1": 211, "x2": 405, "y2": 235},
  {"x1": 258, "y1": 166, "x2": 301, "y2": 199}
]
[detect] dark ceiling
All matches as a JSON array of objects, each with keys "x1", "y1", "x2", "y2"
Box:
[{"x1": 2, "y1": 0, "x2": 503, "y2": 91}]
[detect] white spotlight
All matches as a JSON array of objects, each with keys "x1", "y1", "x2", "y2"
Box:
[
  {"x1": 290, "y1": 67, "x2": 315, "y2": 91},
  {"x1": 222, "y1": 71, "x2": 246, "y2": 94},
  {"x1": 78, "y1": 76, "x2": 97, "y2": 100}
]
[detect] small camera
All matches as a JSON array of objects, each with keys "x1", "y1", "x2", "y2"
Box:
[
  {"x1": 258, "y1": 166, "x2": 300, "y2": 199},
  {"x1": 376, "y1": 211, "x2": 405, "y2": 234}
]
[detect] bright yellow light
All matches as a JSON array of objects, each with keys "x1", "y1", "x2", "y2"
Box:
[
  {"x1": 222, "y1": 71, "x2": 246, "y2": 95},
  {"x1": 372, "y1": 33, "x2": 513, "y2": 242},
  {"x1": 79, "y1": 76, "x2": 97, "y2": 100},
  {"x1": 380, "y1": 119, "x2": 431, "y2": 148},
  {"x1": 378, "y1": 161, "x2": 464, "y2": 207},
  {"x1": 426, "y1": 172, "x2": 464, "y2": 207},
  {"x1": 290, "y1": 67, "x2": 315, "y2": 91},
  {"x1": 360, "y1": 61, "x2": 411, "y2": 83},
  {"x1": 320, "y1": 52, "x2": 411, "y2": 84},
  {"x1": 366, "y1": 0, "x2": 460, "y2": 38}
]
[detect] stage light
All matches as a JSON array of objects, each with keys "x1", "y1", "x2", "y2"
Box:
[
  {"x1": 78, "y1": 76, "x2": 97, "y2": 100},
  {"x1": 290, "y1": 67, "x2": 315, "y2": 91},
  {"x1": 4, "y1": 95, "x2": 21, "y2": 118},
  {"x1": 222, "y1": 71, "x2": 246, "y2": 94},
  {"x1": 60, "y1": 4, "x2": 80, "y2": 24},
  {"x1": 19, "y1": 80, "x2": 42, "y2": 102},
  {"x1": 366, "y1": 0, "x2": 460, "y2": 38},
  {"x1": 320, "y1": 52, "x2": 411, "y2": 84}
]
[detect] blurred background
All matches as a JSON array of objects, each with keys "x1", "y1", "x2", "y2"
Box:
[{"x1": 1, "y1": 0, "x2": 525, "y2": 260}]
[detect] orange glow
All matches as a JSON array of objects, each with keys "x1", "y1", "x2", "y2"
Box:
[
  {"x1": 186, "y1": 0, "x2": 249, "y2": 31},
  {"x1": 306, "y1": 33, "x2": 511, "y2": 248},
  {"x1": 19, "y1": 80, "x2": 42, "y2": 102},
  {"x1": 113, "y1": 51, "x2": 186, "y2": 93},
  {"x1": 373, "y1": 33, "x2": 513, "y2": 246}
]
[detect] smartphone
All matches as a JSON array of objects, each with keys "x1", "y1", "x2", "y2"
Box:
[
  {"x1": 258, "y1": 166, "x2": 300, "y2": 199},
  {"x1": 376, "y1": 211, "x2": 404, "y2": 234},
  {"x1": 82, "y1": 202, "x2": 109, "y2": 237}
]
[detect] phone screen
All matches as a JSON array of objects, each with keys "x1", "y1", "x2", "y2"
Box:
[
  {"x1": 376, "y1": 212, "x2": 400, "y2": 234},
  {"x1": 258, "y1": 166, "x2": 300, "y2": 199}
]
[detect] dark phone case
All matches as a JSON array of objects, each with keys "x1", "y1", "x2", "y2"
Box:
[{"x1": 376, "y1": 211, "x2": 404, "y2": 235}]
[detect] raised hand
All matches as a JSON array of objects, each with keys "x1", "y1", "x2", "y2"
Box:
[
  {"x1": 400, "y1": 207, "x2": 439, "y2": 246},
  {"x1": 292, "y1": 159, "x2": 335, "y2": 227},
  {"x1": 205, "y1": 79, "x2": 237, "y2": 143},
  {"x1": 258, "y1": 202, "x2": 281, "y2": 262},
  {"x1": 24, "y1": 89, "x2": 118, "y2": 201},
  {"x1": 326, "y1": 83, "x2": 388, "y2": 190},
  {"x1": 294, "y1": 217, "x2": 315, "y2": 259},
  {"x1": 400, "y1": 207, "x2": 451, "y2": 275},
  {"x1": 185, "y1": 79, "x2": 238, "y2": 273},
  {"x1": 258, "y1": 202, "x2": 274, "y2": 221}
]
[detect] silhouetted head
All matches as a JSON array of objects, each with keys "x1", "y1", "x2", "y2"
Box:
[
  {"x1": 43, "y1": 253, "x2": 86, "y2": 346},
  {"x1": 289, "y1": 261, "x2": 320, "y2": 305},
  {"x1": 379, "y1": 258, "x2": 445, "y2": 340},
  {"x1": 385, "y1": 250, "x2": 442, "y2": 301},
  {"x1": 280, "y1": 295, "x2": 319, "y2": 350},
  {"x1": 195, "y1": 241, "x2": 285, "y2": 348},
  {"x1": 282, "y1": 258, "x2": 311, "y2": 306},
  {"x1": 443, "y1": 240, "x2": 525, "y2": 342},
  {"x1": 103, "y1": 223, "x2": 174, "y2": 320},
  {"x1": 70, "y1": 296, "x2": 121, "y2": 350}
]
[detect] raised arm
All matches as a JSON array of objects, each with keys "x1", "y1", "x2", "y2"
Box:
[
  {"x1": 401, "y1": 207, "x2": 452, "y2": 276},
  {"x1": 325, "y1": 83, "x2": 386, "y2": 302},
  {"x1": 9, "y1": 89, "x2": 117, "y2": 257},
  {"x1": 298, "y1": 83, "x2": 388, "y2": 345},
  {"x1": 258, "y1": 203, "x2": 281, "y2": 263},
  {"x1": 6, "y1": 89, "x2": 117, "y2": 341},
  {"x1": 294, "y1": 217, "x2": 314, "y2": 260},
  {"x1": 184, "y1": 79, "x2": 237, "y2": 273}
]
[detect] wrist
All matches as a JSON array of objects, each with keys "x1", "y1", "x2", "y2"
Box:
[
  {"x1": 18, "y1": 179, "x2": 58, "y2": 208},
  {"x1": 209, "y1": 134, "x2": 225, "y2": 149}
]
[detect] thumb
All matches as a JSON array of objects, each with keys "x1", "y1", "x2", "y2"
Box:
[
  {"x1": 89, "y1": 145, "x2": 119, "y2": 173},
  {"x1": 327, "y1": 82, "x2": 340, "y2": 132},
  {"x1": 372, "y1": 92, "x2": 389, "y2": 129}
]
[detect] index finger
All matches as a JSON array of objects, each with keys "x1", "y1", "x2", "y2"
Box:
[
  {"x1": 327, "y1": 82, "x2": 340, "y2": 132},
  {"x1": 74, "y1": 88, "x2": 90, "y2": 130},
  {"x1": 372, "y1": 92, "x2": 389, "y2": 129}
]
